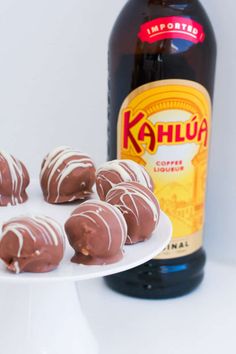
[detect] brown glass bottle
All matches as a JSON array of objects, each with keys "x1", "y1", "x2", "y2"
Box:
[{"x1": 106, "y1": 0, "x2": 216, "y2": 299}]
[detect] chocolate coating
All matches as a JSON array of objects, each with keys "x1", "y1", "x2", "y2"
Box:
[
  {"x1": 0, "y1": 216, "x2": 65, "y2": 273},
  {"x1": 65, "y1": 200, "x2": 127, "y2": 265},
  {"x1": 96, "y1": 159, "x2": 153, "y2": 201},
  {"x1": 40, "y1": 146, "x2": 96, "y2": 204},
  {"x1": 106, "y1": 182, "x2": 160, "y2": 244},
  {"x1": 0, "y1": 150, "x2": 30, "y2": 207}
]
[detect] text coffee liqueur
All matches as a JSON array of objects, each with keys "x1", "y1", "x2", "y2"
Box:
[{"x1": 106, "y1": 0, "x2": 216, "y2": 299}]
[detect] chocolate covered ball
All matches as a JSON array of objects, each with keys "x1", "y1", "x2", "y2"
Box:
[
  {"x1": 0, "y1": 216, "x2": 65, "y2": 273},
  {"x1": 0, "y1": 150, "x2": 30, "y2": 207},
  {"x1": 96, "y1": 159, "x2": 153, "y2": 201},
  {"x1": 65, "y1": 200, "x2": 127, "y2": 265},
  {"x1": 106, "y1": 182, "x2": 160, "y2": 244},
  {"x1": 40, "y1": 146, "x2": 96, "y2": 204}
]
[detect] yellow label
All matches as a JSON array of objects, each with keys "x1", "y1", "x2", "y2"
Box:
[{"x1": 117, "y1": 79, "x2": 211, "y2": 259}]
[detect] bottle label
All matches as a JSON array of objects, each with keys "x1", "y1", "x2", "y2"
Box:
[
  {"x1": 138, "y1": 17, "x2": 205, "y2": 44},
  {"x1": 117, "y1": 80, "x2": 211, "y2": 259}
]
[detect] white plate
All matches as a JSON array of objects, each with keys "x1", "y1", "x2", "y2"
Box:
[{"x1": 0, "y1": 180, "x2": 172, "y2": 283}]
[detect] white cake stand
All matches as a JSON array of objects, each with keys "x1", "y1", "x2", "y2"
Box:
[{"x1": 0, "y1": 182, "x2": 172, "y2": 354}]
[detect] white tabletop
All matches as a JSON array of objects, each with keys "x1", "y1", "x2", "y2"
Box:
[{"x1": 79, "y1": 260, "x2": 236, "y2": 354}]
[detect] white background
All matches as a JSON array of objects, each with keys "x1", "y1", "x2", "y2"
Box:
[
  {"x1": 0, "y1": 0, "x2": 235, "y2": 265},
  {"x1": 0, "y1": 2, "x2": 235, "y2": 354}
]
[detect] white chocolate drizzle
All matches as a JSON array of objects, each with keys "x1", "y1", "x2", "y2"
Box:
[
  {"x1": 1, "y1": 216, "x2": 64, "y2": 259},
  {"x1": 72, "y1": 200, "x2": 127, "y2": 251},
  {"x1": 106, "y1": 183, "x2": 160, "y2": 227},
  {"x1": 40, "y1": 146, "x2": 94, "y2": 202},
  {"x1": 0, "y1": 150, "x2": 27, "y2": 206},
  {"x1": 96, "y1": 159, "x2": 153, "y2": 193},
  {"x1": 14, "y1": 261, "x2": 20, "y2": 274}
]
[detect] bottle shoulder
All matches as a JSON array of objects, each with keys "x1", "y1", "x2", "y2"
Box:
[{"x1": 109, "y1": 0, "x2": 216, "y2": 56}]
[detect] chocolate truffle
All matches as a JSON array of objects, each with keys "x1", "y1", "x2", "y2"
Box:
[
  {"x1": 96, "y1": 159, "x2": 153, "y2": 201},
  {"x1": 0, "y1": 216, "x2": 65, "y2": 273},
  {"x1": 0, "y1": 150, "x2": 30, "y2": 207},
  {"x1": 65, "y1": 200, "x2": 127, "y2": 265},
  {"x1": 40, "y1": 146, "x2": 96, "y2": 204},
  {"x1": 106, "y1": 182, "x2": 160, "y2": 244}
]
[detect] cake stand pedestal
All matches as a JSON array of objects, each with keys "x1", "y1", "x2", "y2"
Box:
[
  {"x1": 0, "y1": 282, "x2": 97, "y2": 354},
  {"x1": 0, "y1": 210, "x2": 172, "y2": 354}
]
